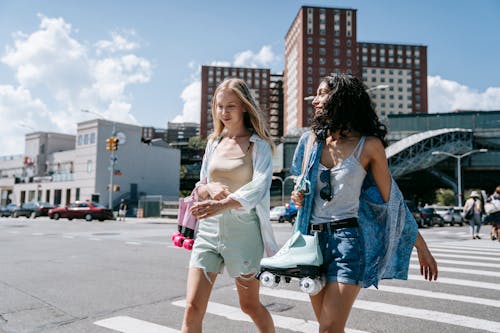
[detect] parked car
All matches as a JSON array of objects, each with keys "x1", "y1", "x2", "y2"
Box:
[
  {"x1": 49, "y1": 201, "x2": 114, "y2": 221},
  {"x1": 405, "y1": 200, "x2": 425, "y2": 228},
  {"x1": 0, "y1": 203, "x2": 18, "y2": 217},
  {"x1": 270, "y1": 206, "x2": 286, "y2": 221},
  {"x1": 278, "y1": 201, "x2": 298, "y2": 224},
  {"x1": 420, "y1": 207, "x2": 445, "y2": 227},
  {"x1": 435, "y1": 207, "x2": 464, "y2": 226},
  {"x1": 11, "y1": 201, "x2": 55, "y2": 218}
]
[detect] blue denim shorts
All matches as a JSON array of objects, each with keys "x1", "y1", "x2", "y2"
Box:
[{"x1": 316, "y1": 226, "x2": 364, "y2": 286}]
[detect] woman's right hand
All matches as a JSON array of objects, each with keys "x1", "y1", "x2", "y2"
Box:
[
  {"x1": 205, "y1": 182, "x2": 231, "y2": 200},
  {"x1": 291, "y1": 190, "x2": 305, "y2": 209}
]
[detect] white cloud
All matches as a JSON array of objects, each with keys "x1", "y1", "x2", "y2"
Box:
[
  {"x1": 172, "y1": 81, "x2": 201, "y2": 123},
  {"x1": 174, "y1": 45, "x2": 280, "y2": 123},
  {"x1": 428, "y1": 75, "x2": 500, "y2": 113},
  {"x1": 95, "y1": 30, "x2": 140, "y2": 55},
  {"x1": 0, "y1": 14, "x2": 152, "y2": 155},
  {"x1": 234, "y1": 45, "x2": 279, "y2": 68}
]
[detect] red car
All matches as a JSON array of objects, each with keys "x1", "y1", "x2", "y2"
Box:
[{"x1": 49, "y1": 201, "x2": 114, "y2": 221}]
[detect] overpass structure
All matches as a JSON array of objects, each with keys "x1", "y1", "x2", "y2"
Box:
[{"x1": 386, "y1": 128, "x2": 474, "y2": 178}]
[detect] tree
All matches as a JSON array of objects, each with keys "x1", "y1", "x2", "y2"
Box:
[
  {"x1": 188, "y1": 136, "x2": 207, "y2": 150},
  {"x1": 435, "y1": 188, "x2": 455, "y2": 206}
]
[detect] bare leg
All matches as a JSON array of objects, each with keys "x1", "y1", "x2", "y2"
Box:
[
  {"x1": 310, "y1": 282, "x2": 361, "y2": 333},
  {"x1": 235, "y1": 274, "x2": 275, "y2": 333},
  {"x1": 181, "y1": 268, "x2": 218, "y2": 333}
]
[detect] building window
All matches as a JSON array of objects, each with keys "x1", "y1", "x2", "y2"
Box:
[
  {"x1": 308, "y1": 47, "x2": 313, "y2": 55},
  {"x1": 307, "y1": 87, "x2": 313, "y2": 94},
  {"x1": 307, "y1": 77, "x2": 313, "y2": 84},
  {"x1": 334, "y1": 39, "x2": 340, "y2": 46},
  {"x1": 307, "y1": 66, "x2": 313, "y2": 74},
  {"x1": 319, "y1": 48, "x2": 326, "y2": 55},
  {"x1": 347, "y1": 59, "x2": 352, "y2": 66},
  {"x1": 78, "y1": 135, "x2": 82, "y2": 145},
  {"x1": 75, "y1": 188, "x2": 80, "y2": 201},
  {"x1": 308, "y1": 57, "x2": 313, "y2": 64},
  {"x1": 84, "y1": 134, "x2": 89, "y2": 145},
  {"x1": 319, "y1": 67, "x2": 326, "y2": 75},
  {"x1": 319, "y1": 38, "x2": 326, "y2": 45},
  {"x1": 90, "y1": 132, "x2": 96, "y2": 144},
  {"x1": 308, "y1": 37, "x2": 313, "y2": 45},
  {"x1": 87, "y1": 160, "x2": 93, "y2": 174}
]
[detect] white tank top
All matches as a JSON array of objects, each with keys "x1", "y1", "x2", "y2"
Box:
[{"x1": 310, "y1": 136, "x2": 367, "y2": 224}]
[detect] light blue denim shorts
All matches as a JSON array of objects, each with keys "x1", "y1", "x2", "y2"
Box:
[
  {"x1": 316, "y1": 226, "x2": 365, "y2": 286},
  {"x1": 189, "y1": 209, "x2": 264, "y2": 278}
]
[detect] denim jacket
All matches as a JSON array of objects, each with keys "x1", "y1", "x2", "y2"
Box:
[
  {"x1": 291, "y1": 131, "x2": 418, "y2": 288},
  {"x1": 198, "y1": 134, "x2": 279, "y2": 257}
]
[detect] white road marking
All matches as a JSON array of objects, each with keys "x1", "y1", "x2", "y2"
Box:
[
  {"x1": 407, "y1": 274, "x2": 500, "y2": 291},
  {"x1": 31, "y1": 232, "x2": 44, "y2": 236},
  {"x1": 94, "y1": 316, "x2": 179, "y2": 333},
  {"x1": 374, "y1": 285, "x2": 500, "y2": 308},
  {"x1": 62, "y1": 235, "x2": 74, "y2": 239},
  {"x1": 409, "y1": 264, "x2": 500, "y2": 277},
  {"x1": 430, "y1": 244, "x2": 500, "y2": 253},
  {"x1": 126, "y1": 241, "x2": 141, "y2": 245},
  {"x1": 412, "y1": 252, "x2": 500, "y2": 262},
  {"x1": 259, "y1": 288, "x2": 500, "y2": 333},
  {"x1": 89, "y1": 238, "x2": 101, "y2": 241},
  {"x1": 172, "y1": 299, "x2": 369, "y2": 333},
  {"x1": 419, "y1": 247, "x2": 500, "y2": 256},
  {"x1": 410, "y1": 257, "x2": 498, "y2": 268}
]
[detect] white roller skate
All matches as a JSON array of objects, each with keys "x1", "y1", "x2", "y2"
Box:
[{"x1": 257, "y1": 231, "x2": 325, "y2": 295}]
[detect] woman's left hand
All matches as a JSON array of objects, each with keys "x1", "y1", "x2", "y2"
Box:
[
  {"x1": 417, "y1": 247, "x2": 438, "y2": 281},
  {"x1": 190, "y1": 200, "x2": 223, "y2": 219}
]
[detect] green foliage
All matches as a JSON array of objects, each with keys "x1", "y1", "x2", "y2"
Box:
[
  {"x1": 188, "y1": 136, "x2": 207, "y2": 150},
  {"x1": 435, "y1": 188, "x2": 455, "y2": 206}
]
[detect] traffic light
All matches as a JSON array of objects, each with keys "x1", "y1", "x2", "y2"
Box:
[
  {"x1": 106, "y1": 137, "x2": 113, "y2": 151},
  {"x1": 111, "y1": 136, "x2": 119, "y2": 151}
]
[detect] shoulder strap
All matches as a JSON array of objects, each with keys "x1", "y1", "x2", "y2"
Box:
[
  {"x1": 301, "y1": 132, "x2": 316, "y2": 175},
  {"x1": 354, "y1": 136, "x2": 367, "y2": 160}
]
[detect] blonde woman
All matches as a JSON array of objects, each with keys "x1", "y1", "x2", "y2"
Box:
[{"x1": 181, "y1": 78, "x2": 278, "y2": 333}]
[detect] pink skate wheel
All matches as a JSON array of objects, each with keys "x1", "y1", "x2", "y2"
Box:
[
  {"x1": 171, "y1": 231, "x2": 181, "y2": 241},
  {"x1": 173, "y1": 235, "x2": 185, "y2": 247},
  {"x1": 183, "y1": 239, "x2": 194, "y2": 250}
]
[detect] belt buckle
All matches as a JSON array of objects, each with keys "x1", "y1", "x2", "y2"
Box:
[{"x1": 311, "y1": 224, "x2": 323, "y2": 232}]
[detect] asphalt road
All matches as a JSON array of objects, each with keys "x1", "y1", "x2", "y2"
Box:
[{"x1": 1, "y1": 217, "x2": 499, "y2": 333}]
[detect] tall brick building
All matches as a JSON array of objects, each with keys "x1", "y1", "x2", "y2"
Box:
[{"x1": 284, "y1": 6, "x2": 428, "y2": 134}]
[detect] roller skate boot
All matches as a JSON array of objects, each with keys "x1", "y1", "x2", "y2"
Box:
[
  {"x1": 171, "y1": 196, "x2": 198, "y2": 250},
  {"x1": 257, "y1": 231, "x2": 325, "y2": 295}
]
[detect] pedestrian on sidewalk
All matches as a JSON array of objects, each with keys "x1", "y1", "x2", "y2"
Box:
[
  {"x1": 486, "y1": 185, "x2": 500, "y2": 241},
  {"x1": 289, "y1": 73, "x2": 438, "y2": 333},
  {"x1": 118, "y1": 199, "x2": 127, "y2": 222},
  {"x1": 181, "y1": 78, "x2": 278, "y2": 333},
  {"x1": 463, "y1": 191, "x2": 483, "y2": 239}
]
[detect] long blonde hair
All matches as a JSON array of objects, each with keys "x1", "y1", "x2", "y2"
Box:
[{"x1": 210, "y1": 78, "x2": 275, "y2": 153}]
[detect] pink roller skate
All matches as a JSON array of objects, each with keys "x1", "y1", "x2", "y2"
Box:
[{"x1": 172, "y1": 194, "x2": 198, "y2": 250}]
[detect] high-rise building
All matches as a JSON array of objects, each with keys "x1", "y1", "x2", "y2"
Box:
[
  {"x1": 166, "y1": 122, "x2": 199, "y2": 143},
  {"x1": 359, "y1": 42, "x2": 428, "y2": 116},
  {"x1": 284, "y1": 5, "x2": 428, "y2": 134},
  {"x1": 284, "y1": 6, "x2": 358, "y2": 134},
  {"x1": 200, "y1": 65, "x2": 271, "y2": 139},
  {"x1": 268, "y1": 73, "x2": 284, "y2": 140}
]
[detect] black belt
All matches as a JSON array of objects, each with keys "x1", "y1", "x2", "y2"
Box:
[{"x1": 310, "y1": 218, "x2": 358, "y2": 232}]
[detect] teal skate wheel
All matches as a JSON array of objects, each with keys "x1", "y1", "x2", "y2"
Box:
[
  {"x1": 299, "y1": 277, "x2": 323, "y2": 295},
  {"x1": 260, "y1": 271, "x2": 279, "y2": 288}
]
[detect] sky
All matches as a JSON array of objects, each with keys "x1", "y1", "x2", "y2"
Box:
[{"x1": 1, "y1": 0, "x2": 499, "y2": 155}]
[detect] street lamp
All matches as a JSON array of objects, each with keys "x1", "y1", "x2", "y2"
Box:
[
  {"x1": 366, "y1": 84, "x2": 389, "y2": 92},
  {"x1": 432, "y1": 149, "x2": 488, "y2": 207},
  {"x1": 81, "y1": 109, "x2": 117, "y2": 209},
  {"x1": 304, "y1": 84, "x2": 390, "y2": 101}
]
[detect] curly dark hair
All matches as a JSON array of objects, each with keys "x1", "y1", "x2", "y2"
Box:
[{"x1": 311, "y1": 73, "x2": 388, "y2": 147}]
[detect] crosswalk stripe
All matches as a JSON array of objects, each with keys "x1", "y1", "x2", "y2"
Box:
[
  {"x1": 407, "y1": 274, "x2": 500, "y2": 291},
  {"x1": 411, "y1": 252, "x2": 500, "y2": 262},
  {"x1": 94, "y1": 316, "x2": 180, "y2": 333},
  {"x1": 410, "y1": 257, "x2": 499, "y2": 268},
  {"x1": 430, "y1": 244, "x2": 500, "y2": 253},
  {"x1": 421, "y1": 247, "x2": 500, "y2": 256},
  {"x1": 409, "y1": 264, "x2": 500, "y2": 277},
  {"x1": 172, "y1": 300, "x2": 369, "y2": 333},
  {"x1": 259, "y1": 288, "x2": 500, "y2": 333},
  {"x1": 374, "y1": 285, "x2": 500, "y2": 308}
]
